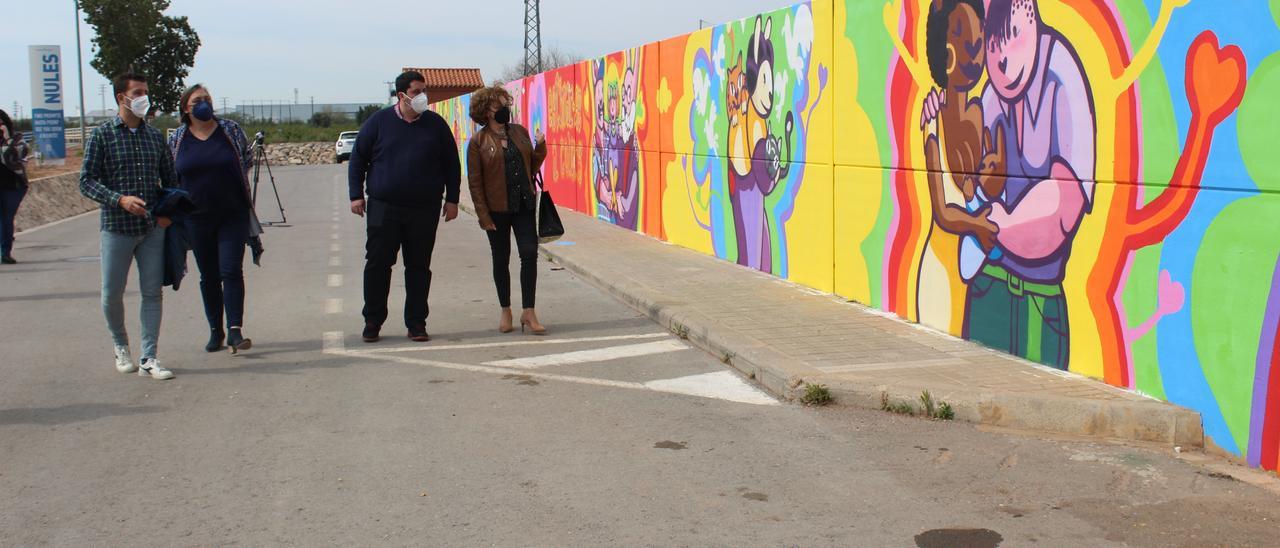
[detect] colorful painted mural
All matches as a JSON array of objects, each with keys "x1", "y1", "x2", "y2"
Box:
[{"x1": 432, "y1": 0, "x2": 1280, "y2": 471}]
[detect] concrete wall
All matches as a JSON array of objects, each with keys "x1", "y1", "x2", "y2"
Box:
[
  {"x1": 432, "y1": 0, "x2": 1280, "y2": 471},
  {"x1": 14, "y1": 172, "x2": 96, "y2": 232},
  {"x1": 13, "y1": 143, "x2": 335, "y2": 234}
]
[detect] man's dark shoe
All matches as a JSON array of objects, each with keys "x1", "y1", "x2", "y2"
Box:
[
  {"x1": 1, "y1": 255, "x2": 15, "y2": 265},
  {"x1": 362, "y1": 323, "x2": 382, "y2": 343},
  {"x1": 407, "y1": 326, "x2": 430, "y2": 342},
  {"x1": 205, "y1": 328, "x2": 225, "y2": 352}
]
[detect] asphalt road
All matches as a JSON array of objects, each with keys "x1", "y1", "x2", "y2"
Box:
[{"x1": 1, "y1": 164, "x2": 1277, "y2": 547}]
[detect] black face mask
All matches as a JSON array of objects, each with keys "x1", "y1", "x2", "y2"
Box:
[{"x1": 494, "y1": 106, "x2": 512, "y2": 125}]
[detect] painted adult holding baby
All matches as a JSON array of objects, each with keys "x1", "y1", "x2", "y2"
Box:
[{"x1": 922, "y1": 0, "x2": 1097, "y2": 369}]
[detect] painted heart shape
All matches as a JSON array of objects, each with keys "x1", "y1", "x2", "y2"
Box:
[{"x1": 1186, "y1": 31, "x2": 1248, "y2": 128}]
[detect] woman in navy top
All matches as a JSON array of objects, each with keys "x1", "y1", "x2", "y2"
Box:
[{"x1": 170, "y1": 84, "x2": 259, "y2": 354}]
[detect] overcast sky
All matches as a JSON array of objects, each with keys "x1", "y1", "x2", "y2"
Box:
[{"x1": 2, "y1": 0, "x2": 794, "y2": 118}]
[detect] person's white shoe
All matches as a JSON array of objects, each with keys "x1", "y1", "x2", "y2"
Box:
[
  {"x1": 114, "y1": 346, "x2": 137, "y2": 373},
  {"x1": 138, "y1": 358, "x2": 174, "y2": 380}
]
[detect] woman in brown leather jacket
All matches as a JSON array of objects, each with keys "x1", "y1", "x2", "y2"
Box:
[{"x1": 466, "y1": 85, "x2": 548, "y2": 334}]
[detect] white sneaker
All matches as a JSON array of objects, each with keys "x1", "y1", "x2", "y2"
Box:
[
  {"x1": 114, "y1": 346, "x2": 137, "y2": 373},
  {"x1": 138, "y1": 358, "x2": 174, "y2": 380}
]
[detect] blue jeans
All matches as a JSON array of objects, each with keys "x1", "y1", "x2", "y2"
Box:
[
  {"x1": 0, "y1": 186, "x2": 26, "y2": 256},
  {"x1": 100, "y1": 227, "x2": 166, "y2": 360},
  {"x1": 186, "y1": 210, "x2": 249, "y2": 330}
]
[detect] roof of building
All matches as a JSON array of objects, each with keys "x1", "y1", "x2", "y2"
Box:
[{"x1": 402, "y1": 68, "x2": 485, "y2": 89}]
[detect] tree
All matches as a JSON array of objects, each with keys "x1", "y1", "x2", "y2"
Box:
[
  {"x1": 309, "y1": 112, "x2": 333, "y2": 128},
  {"x1": 81, "y1": 0, "x2": 200, "y2": 114},
  {"x1": 496, "y1": 45, "x2": 585, "y2": 83},
  {"x1": 356, "y1": 105, "x2": 381, "y2": 125}
]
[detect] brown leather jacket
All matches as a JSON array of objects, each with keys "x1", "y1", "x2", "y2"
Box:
[{"x1": 466, "y1": 123, "x2": 547, "y2": 227}]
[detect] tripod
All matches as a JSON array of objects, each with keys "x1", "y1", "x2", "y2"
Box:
[{"x1": 251, "y1": 132, "x2": 287, "y2": 226}]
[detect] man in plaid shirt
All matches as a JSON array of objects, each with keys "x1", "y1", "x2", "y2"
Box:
[{"x1": 79, "y1": 73, "x2": 177, "y2": 380}]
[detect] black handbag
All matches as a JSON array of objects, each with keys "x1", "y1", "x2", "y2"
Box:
[{"x1": 533, "y1": 171, "x2": 564, "y2": 243}]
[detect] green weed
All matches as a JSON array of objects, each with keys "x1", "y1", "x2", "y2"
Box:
[
  {"x1": 800, "y1": 383, "x2": 833, "y2": 406},
  {"x1": 919, "y1": 390, "x2": 955, "y2": 420},
  {"x1": 880, "y1": 393, "x2": 915, "y2": 415}
]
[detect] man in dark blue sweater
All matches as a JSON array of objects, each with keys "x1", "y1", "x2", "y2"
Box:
[{"x1": 349, "y1": 71, "x2": 461, "y2": 343}]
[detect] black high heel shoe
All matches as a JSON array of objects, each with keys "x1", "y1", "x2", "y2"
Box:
[
  {"x1": 227, "y1": 327, "x2": 252, "y2": 354},
  {"x1": 205, "y1": 328, "x2": 226, "y2": 352}
]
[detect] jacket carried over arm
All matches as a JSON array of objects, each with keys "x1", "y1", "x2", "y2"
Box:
[{"x1": 466, "y1": 123, "x2": 546, "y2": 227}]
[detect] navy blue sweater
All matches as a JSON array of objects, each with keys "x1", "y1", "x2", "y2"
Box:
[{"x1": 348, "y1": 106, "x2": 461, "y2": 207}]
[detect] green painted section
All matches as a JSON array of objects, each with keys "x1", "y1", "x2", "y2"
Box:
[
  {"x1": 846, "y1": 0, "x2": 895, "y2": 308},
  {"x1": 1238, "y1": 53, "x2": 1280, "y2": 193},
  {"x1": 1191, "y1": 195, "x2": 1280, "y2": 453}
]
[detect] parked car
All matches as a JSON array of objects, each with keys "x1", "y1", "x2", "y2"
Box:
[{"x1": 334, "y1": 131, "x2": 358, "y2": 163}]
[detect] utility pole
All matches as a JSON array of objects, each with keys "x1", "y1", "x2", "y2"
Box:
[
  {"x1": 294, "y1": 88, "x2": 299, "y2": 105},
  {"x1": 310, "y1": 96, "x2": 315, "y2": 118},
  {"x1": 74, "y1": 0, "x2": 88, "y2": 145},
  {"x1": 98, "y1": 84, "x2": 107, "y2": 118},
  {"x1": 523, "y1": 0, "x2": 543, "y2": 76},
  {"x1": 383, "y1": 81, "x2": 395, "y2": 102},
  {"x1": 221, "y1": 97, "x2": 229, "y2": 114},
  {"x1": 699, "y1": 19, "x2": 711, "y2": 29}
]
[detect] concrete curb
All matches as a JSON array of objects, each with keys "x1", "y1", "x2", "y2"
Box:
[{"x1": 459, "y1": 200, "x2": 1205, "y2": 448}]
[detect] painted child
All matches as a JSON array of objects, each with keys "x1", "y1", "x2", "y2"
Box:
[{"x1": 921, "y1": 0, "x2": 1006, "y2": 281}]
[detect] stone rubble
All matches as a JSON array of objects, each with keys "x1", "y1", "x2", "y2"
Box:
[
  {"x1": 14, "y1": 141, "x2": 339, "y2": 233},
  {"x1": 260, "y1": 142, "x2": 339, "y2": 166}
]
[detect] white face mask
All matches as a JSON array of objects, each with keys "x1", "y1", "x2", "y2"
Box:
[
  {"x1": 126, "y1": 95, "x2": 151, "y2": 118},
  {"x1": 408, "y1": 92, "x2": 430, "y2": 114}
]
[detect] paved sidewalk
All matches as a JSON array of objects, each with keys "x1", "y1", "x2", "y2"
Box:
[{"x1": 471, "y1": 200, "x2": 1203, "y2": 448}]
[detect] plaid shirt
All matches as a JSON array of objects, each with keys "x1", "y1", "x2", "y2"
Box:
[{"x1": 79, "y1": 116, "x2": 178, "y2": 235}]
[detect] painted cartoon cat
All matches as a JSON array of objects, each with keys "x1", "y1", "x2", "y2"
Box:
[{"x1": 727, "y1": 15, "x2": 795, "y2": 274}]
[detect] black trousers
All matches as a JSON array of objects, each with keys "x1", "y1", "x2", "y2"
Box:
[
  {"x1": 486, "y1": 209, "x2": 538, "y2": 309},
  {"x1": 363, "y1": 198, "x2": 441, "y2": 329},
  {"x1": 186, "y1": 209, "x2": 249, "y2": 330}
]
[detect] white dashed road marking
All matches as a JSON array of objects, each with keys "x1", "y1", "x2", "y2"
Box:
[
  {"x1": 644, "y1": 371, "x2": 776, "y2": 405},
  {"x1": 325, "y1": 298, "x2": 343, "y2": 314},
  {"x1": 320, "y1": 332, "x2": 775, "y2": 406},
  {"x1": 482, "y1": 339, "x2": 689, "y2": 369},
  {"x1": 323, "y1": 331, "x2": 345, "y2": 353},
  {"x1": 327, "y1": 274, "x2": 343, "y2": 288},
  {"x1": 345, "y1": 333, "x2": 671, "y2": 355}
]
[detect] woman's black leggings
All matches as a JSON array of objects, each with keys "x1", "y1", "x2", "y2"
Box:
[
  {"x1": 186, "y1": 209, "x2": 249, "y2": 330},
  {"x1": 486, "y1": 209, "x2": 538, "y2": 309}
]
